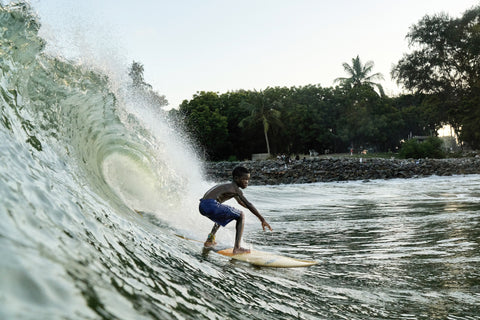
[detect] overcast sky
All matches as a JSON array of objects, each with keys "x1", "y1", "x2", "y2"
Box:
[{"x1": 31, "y1": 0, "x2": 479, "y2": 108}]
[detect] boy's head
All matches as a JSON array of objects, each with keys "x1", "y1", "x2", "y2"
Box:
[
  {"x1": 232, "y1": 166, "x2": 249, "y2": 179},
  {"x1": 232, "y1": 166, "x2": 250, "y2": 189}
]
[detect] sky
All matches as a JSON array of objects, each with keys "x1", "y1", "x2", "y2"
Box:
[{"x1": 29, "y1": 0, "x2": 480, "y2": 108}]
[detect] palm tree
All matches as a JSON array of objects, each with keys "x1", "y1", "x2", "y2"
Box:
[
  {"x1": 239, "y1": 90, "x2": 282, "y2": 155},
  {"x1": 335, "y1": 55, "x2": 385, "y2": 96}
]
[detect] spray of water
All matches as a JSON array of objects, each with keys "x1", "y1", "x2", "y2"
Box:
[{"x1": 33, "y1": 0, "x2": 233, "y2": 242}]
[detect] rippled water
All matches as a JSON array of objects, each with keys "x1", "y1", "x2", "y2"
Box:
[
  {"x1": 244, "y1": 176, "x2": 480, "y2": 319},
  {"x1": 245, "y1": 176, "x2": 480, "y2": 319},
  {"x1": 1, "y1": 3, "x2": 480, "y2": 320}
]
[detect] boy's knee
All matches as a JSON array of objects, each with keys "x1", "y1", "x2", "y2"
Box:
[{"x1": 238, "y1": 212, "x2": 245, "y2": 220}]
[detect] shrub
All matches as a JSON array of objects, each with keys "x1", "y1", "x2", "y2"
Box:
[
  {"x1": 399, "y1": 137, "x2": 445, "y2": 159},
  {"x1": 227, "y1": 155, "x2": 238, "y2": 162}
]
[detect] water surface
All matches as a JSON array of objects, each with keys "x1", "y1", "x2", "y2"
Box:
[{"x1": 1, "y1": 3, "x2": 479, "y2": 319}]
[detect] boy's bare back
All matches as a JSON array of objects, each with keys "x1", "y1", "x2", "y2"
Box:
[{"x1": 202, "y1": 182, "x2": 242, "y2": 204}]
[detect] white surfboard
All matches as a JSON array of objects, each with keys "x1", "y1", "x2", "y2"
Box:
[
  {"x1": 216, "y1": 248, "x2": 317, "y2": 268},
  {"x1": 175, "y1": 234, "x2": 317, "y2": 268}
]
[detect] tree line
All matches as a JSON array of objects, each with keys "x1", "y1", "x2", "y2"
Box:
[
  {"x1": 170, "y1": 83, "x2": 416, "y2": 160},
  {"x1": 133, "y1": 6, "x2": 480, "y2": 161}
]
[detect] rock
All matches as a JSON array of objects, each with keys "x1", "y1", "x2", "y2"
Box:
[{"x1": 203, "y1": 158, "x2": 480, "y2": 186}]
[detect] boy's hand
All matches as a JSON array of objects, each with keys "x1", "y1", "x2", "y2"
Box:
[{"x1": 261, "y1": 220, "x2": 272, "y2": 231}]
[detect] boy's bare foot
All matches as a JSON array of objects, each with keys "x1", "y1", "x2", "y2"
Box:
[
  {"x1": 204, "y1": 240, "x2": 217, "y2": 248},
  {"x1": 204, "y1": 233, "x2": 217, "y2": 248},
  {"x1": 233, "y1": 247, "x2": 251, "y2": 254}
]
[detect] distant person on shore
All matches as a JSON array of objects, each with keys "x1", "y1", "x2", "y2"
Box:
[{"x1": 199, "y1": 166, "x2": 272, "y2": 254}]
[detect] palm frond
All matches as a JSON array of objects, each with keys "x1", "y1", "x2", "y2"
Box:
[{"x1": 337, "y1": 55, "x2": 385, "y2": 95}]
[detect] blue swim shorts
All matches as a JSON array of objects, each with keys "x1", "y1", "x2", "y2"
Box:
[{"x1": 199, "y1": 199, "x2": 241, "y2": 227}]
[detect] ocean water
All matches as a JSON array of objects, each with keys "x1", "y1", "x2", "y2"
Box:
[{"x1": 1, "y1": 3, "x2": 480, "y2": 320}]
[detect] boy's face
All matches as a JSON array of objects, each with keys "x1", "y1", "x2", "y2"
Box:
[{"x1": 234, "y1": 173, "x2": 250, "y2": 189}]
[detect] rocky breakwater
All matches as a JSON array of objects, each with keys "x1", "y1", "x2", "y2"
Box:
[{"x1": 204, "y1": 157, "x2": 480, "y2": 185}]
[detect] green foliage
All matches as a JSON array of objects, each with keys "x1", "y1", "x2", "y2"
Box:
[
  {"x1": 176, "y1": 84, "x2": 414, "y2": 161},
  {"x1": 393, "y1": 93, "x2": 436, "y2": 138},
  {"x1": 392, "y1": 5, "x2": 480, "y2": 148},
  {"x1": 398, "y1": 137, "x2": 445, "y2": 159},
  {"x1": 238, "y1": 89, "x2": 283, "y2": 155},
  {"x1": 280, "y1": 85, "x2": 340, "y2": 154},
  {"x1": 457, "y1": 89, "x2": 480, "y2": 149},
  {"x1": 335, "y1": 55, "x2": 385, "y2": 96},
  {"x1": 335, "y1": 85, "x2": 403, "y2": 152},
  {"x1": 178, "y1": 92, "x2": 231, "y2": 160},
  {"x1": 128, "y1": 61, "x2": 168, "y2": 108},
  {"x1": 128, "y1": 61, "x2": 147, "y2": 89}
]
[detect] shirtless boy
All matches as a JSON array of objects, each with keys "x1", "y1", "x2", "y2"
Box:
[{"x1": 199, "y1": 166, "x2": 272, "y2": 254}]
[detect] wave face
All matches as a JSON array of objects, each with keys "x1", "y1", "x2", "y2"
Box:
[{"x1": 0, "y1": 3, "x2": 219, "y2": 319}]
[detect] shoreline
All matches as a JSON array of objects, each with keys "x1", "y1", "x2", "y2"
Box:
[{"x1": 204, "y1": 157, "x2": 480, "y2": 185}]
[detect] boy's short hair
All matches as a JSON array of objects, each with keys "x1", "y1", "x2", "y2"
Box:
[{"x1": 232, "y1": 166, "x2": 249, "y2": 178}]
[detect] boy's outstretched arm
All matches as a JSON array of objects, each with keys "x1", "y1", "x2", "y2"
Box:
[
  {"x1": 235, "y1": 195, "x2": 273, "y2": 231},
  {"x1": 260, "y1": 219, "x2": 272, "y2": 231}
]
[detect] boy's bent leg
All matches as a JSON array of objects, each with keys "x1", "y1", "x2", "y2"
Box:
[
  {"x1": 204, "y1": 223, "x2": 220, "y2": 247},
  {"x1": 233, "y1": 212, "x2": 250, "y2": 254}
]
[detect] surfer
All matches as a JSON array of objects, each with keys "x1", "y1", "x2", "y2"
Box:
[{"x1": 199, "y1": 166, "x2": 272, "y2": 254}]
